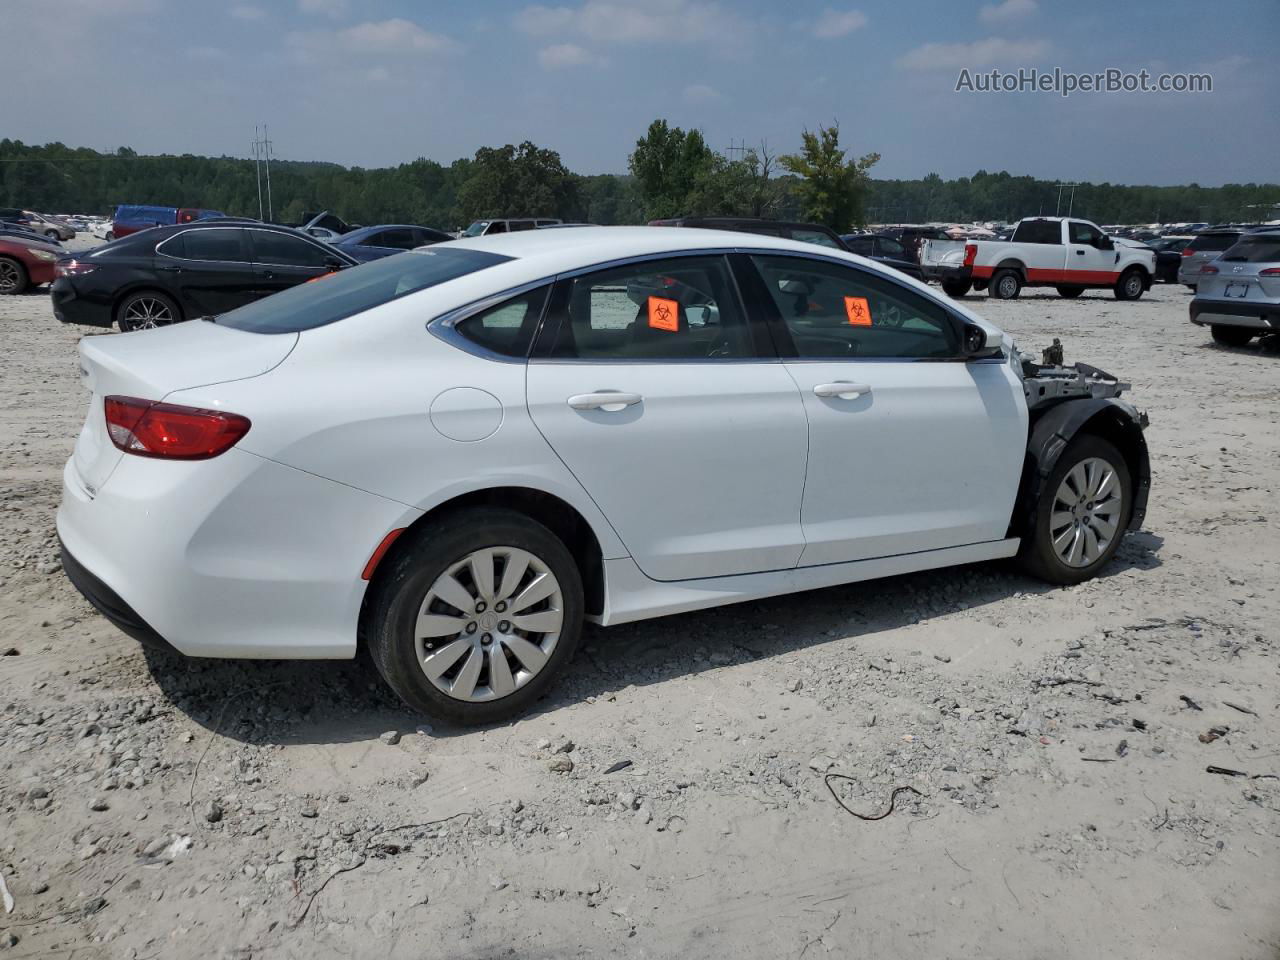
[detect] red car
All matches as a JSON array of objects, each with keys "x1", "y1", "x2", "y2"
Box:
[{"x1": 0, "y1": 235, "x2": 59, "y2": 294}]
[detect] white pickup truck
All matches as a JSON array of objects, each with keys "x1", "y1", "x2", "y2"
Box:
[{"x1": 925, "y1": 217, "x2": 1157, "y2": 301}]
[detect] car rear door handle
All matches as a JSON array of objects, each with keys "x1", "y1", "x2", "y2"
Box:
[
  {"x1": 813, "y1": 382, "x2": 871, "y2": 400},
  {"x1": 567, "y1": 391, "x2": 643, "y2": 412}
]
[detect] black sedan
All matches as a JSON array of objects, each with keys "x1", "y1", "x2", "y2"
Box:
[
  {"x1": 1148, "y1": 235, "x2": 1194, "y2": 283},
  {"x1": 52, "y1": 222, "x2": 357, "y2": 331},
  {"x1": 839, "y1": 233, "x2": 926, "y2": 282},
  {"x1": 331, "y1": 224, "x2": 453, "y2": 262}
]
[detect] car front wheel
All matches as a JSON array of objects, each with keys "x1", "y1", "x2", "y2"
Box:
[
  {"x1": 1021, "y1": 435, "x2": 1132, "y2": 585},
  {"x1": 1114, "y1": 269, "x2": 1145, "y2": 301},
  {"x1": 366, "y1": 509, "x2": 584, "y2": 725},
  {"x1": 0, "y1": 257, "x2": 28, "y2": 295},
  {"x1": 941, "y1": 279, "x2": 970, "y2": 298},
  {"x1": 117, "y1": 291, "x2": 180, "y2": 331}
]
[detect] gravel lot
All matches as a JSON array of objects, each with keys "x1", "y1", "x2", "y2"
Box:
[{"x1": 1, "y1": 274, "x2": 1277, "y2": 960}]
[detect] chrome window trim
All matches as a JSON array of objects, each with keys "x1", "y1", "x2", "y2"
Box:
[{"x1": 427, "y1": 245, "x2": 989, "y2": 365}]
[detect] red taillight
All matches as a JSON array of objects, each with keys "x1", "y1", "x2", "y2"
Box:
[
  {"x1": 1180, "y1": 247, "x2": 1195, "y2": 257},
  {"x1": 103, "y1": 396, "x2": 251, "y2": 460},
  {"x1": 56, "y1": 259, "x2": 96, "y2": 278},
  {"x1": 1259, "y1": 267, "x2": 1280, "y2": 276},
  {"x1": 963, "y1": 243, "x2": 977, "y2": 268},
  {"x1": 1199, "y1": 264, "x2": 1219, "y2": 275}
]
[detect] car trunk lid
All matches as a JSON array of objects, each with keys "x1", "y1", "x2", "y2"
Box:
[{"x1": 72, "y1": 321, "x2": 297, "y2": 493}]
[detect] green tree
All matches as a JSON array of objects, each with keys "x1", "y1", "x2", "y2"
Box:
[
  {"x1": 628, "y1": 119, "x2": 718, "y2": 220},
  {"x1": 457, "y1": 141, "x2": 580, "y2": 222},
  {"x1": 780, "y1": 123, "x2": 879, "y2": 230}
]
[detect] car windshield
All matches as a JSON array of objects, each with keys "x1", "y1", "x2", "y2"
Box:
[
  {"x1": 1219, "y1": 235, "x2": 1280, "y2": 263},
  {"x1": 462, "y1": 221, "x2": 490, "y2": 237},
  {"x1": 214, "y1": 247, "x2": 513, "y2": 334}
]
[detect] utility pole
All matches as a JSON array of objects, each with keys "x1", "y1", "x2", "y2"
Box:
[
  {"x1": 1055, "y1": 182, "x2": 1079, "y2": 217},
  {"x1": 251, "y1": 125, "x2": 275, "y2": 221},
  {"x1": 725, "y1": 138, "x2": 746, "y2": 162},
  {"x1": 252, "y1": 125, "x2": 263, "y2": 221}
]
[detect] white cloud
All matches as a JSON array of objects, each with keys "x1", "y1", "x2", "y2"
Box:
[
  {"x1": 230, "y1": 4, "x2": 265, "y2": 20},
  {"x1": 812, "y1": 9, "x2": 867, "y2": 39},
  {"x1": 537, "y1": 43, "x2": 600, "y2": 68},
  {"x1": 682, "y1": 83, "x2": 721, "y2": 103},
  {"x1": 514, "y1": 0, "x2": 749, "y2": 46},
  {"x1": 897, "y1": 36, "x2": 1049, "y2": 71},
  {"x1": 298, "y1": 0, "x2": 348, "y2": 18},
  {"x1": 979, "y1": 0, "x2": 1037, "y2": 24},
  {"x1": 287, "y1": 19, "x2": 456, "y2": 61}
]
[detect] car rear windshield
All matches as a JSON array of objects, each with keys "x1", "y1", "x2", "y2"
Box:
[
  {"x1": 1219, "y1": 234, "x2": 1280, "y2": 263},
  {"x1": 1188, "y1": 232, "x2": 1238, "y2": 252},
  {"x1": 214, "y1": 247, "x2": 513, "y2": 333}
]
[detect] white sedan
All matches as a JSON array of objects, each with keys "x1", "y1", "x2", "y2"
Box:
[{"x1": 57, "y1": 227, "x2": 1151, "y2": 724}]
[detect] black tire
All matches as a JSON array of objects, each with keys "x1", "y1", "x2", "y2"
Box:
[
  {"x1": 1113, "y1": 268, "x2": 1145, "y2": 301},
  {"x1": 1183, "y1": 283, "x2": 1196, "y2": 292},
  {"x1": 105, "y1": 231, "x2": 114, "y2": 241},
  {"x1": 45, "y1": 229, "x2": 60, "y2": 241},
  {"x1": 1056, "y1": 285, "x2": 1084, "y2": 299},
  {"x1": 116, "y1": 290, "x2": 181, "y2": 332},
  {"x1": 0, "y1": 256, "x2": 29, "y2": 295},
  {"x1": 1211, "y1": 325, "x2": 1255, "y2": 347},
  {"x1": 988, "y1": 268, "x2": 1021, "y2": 300},
  {"x1": 366, "y1": 508, "x2": 585, "y2": 725},
  {"x1": 971, "y1": 280, "x2": 988, "y2": 293},
  {"x1": 941, "y1": 279, "x2": 970, "y2": 298},
  {"x1": 1020, "y1": 435, "x2": 1132, "y2": 586}
]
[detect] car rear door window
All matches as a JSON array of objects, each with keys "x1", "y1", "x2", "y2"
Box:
[
  {"x1": 176, "y1": 228, "x2": 249, "y2": 262},
  {"x1": 452, "y1": 286, "x2": 550, "y2": 358},
  {"x1": 369, "y1": 229, "x2": 417, "y2": 250},
  {"x1": 250, "y1": 230, "x2": 331, "y2": 267},
  {"x1": 750, "y1": 254, "x2": 959, "y2": 360},
  {"x1": 541, "y1": 256, "x2": 755, "y2": 361}
]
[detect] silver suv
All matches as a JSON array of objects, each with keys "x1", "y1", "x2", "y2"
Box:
[
  {"x1": 1190, "y1": 227, "x2": 1280, "y2": 346},
  {"x1": 1177, "y1": 228, "x2": 1246, "y2": 289}
]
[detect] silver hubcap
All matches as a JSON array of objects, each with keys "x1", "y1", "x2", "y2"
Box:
[
  {"x1": 416, "y1": 547, "x2": 563, "y2": 703},
  {"x1": 0, "y1": 261, "x2": 18, "y2": 293},
  {"x1": 1125, "y1": 275, "x2": 1141, "y2": 296},
  {"x1": 123, "y1": 297, "x2": 172, "y2": 329},
  {"x1": 999, "y1": 277, "x2": 1016, "y2": 297},
  {"x1": 1050, "y1": 456, "x2": 1123, "y2": 568}
]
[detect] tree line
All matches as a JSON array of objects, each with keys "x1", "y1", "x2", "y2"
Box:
[{"x1": 2, "y1": 127, "x2": 1274, "y2": 232}]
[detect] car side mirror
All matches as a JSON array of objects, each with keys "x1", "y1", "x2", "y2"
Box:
[{"x1": 963, "y1": 322, "x2": 1002, "y2": 360}]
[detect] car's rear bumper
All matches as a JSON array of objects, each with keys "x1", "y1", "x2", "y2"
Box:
[
  {"x1": 1190, "y1": 299, "x2": 1280, "y2": 331},
  {"x1": 56, "y1": 449, "x2": 415, "y2": 659},
  {"x1": 51, "y1": 277, "x2": 113, "y2": 326}
]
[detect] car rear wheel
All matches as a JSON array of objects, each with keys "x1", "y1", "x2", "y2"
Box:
[
  {"x1": 366, "y1": 508, "x2": 584, "y2": 725},
  {"x1": 1211, "y1": 325, "x2": 1255, "y2": 347},
  {"x1": 45, "y1": 230, "x2": 60, "y2": 241},
  {"x1": 0, "y1": 257, "x2": 28, "y2": 295},
  {"x1": 941, "y1": 279, "x2": 970, "y2": 298},
  {"x1": 117, "y1": 291, "x2": 180, "y2": 332},
  {"x1": 1056, "y1": 285, "x2": 1084, "y2": 298},
  {"x1": 988, "y1": 269, "x2": 1021, "y2": 300},
  {"x1": 1020, "y1": 435, "x2": 1131, "y2": 586},
  {"x1": 1114, "y1": 269, "x2": 1145, "y2": 301}
]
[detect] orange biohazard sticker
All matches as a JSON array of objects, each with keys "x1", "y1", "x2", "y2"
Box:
[
  {"x1": 647, "y1": 295, "x2": 680, "y2": 332},
  {"x1": 844, "y1": 296, "x2": 872, "y2": 326}
]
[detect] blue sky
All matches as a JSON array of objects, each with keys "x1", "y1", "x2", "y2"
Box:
[{"x1": 4, "y1": 0, "x2": 1277, "y2": 185}]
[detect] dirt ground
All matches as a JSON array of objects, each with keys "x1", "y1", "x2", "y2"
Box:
[{"x1": 1, "y1": 268, "x2": 1277, "y2": 960}]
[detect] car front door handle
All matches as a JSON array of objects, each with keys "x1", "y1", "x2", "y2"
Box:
[
  {"x1": 567, "y1": 391, "x2": 643, "y2": 412},
  {"x1": 813, "y1": 382, "x2": 871, "y2": 400}
]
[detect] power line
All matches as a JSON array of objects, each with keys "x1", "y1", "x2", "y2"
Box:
[{"x1": 251, "y1": 125, "x2": 274, "y2": 221}]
